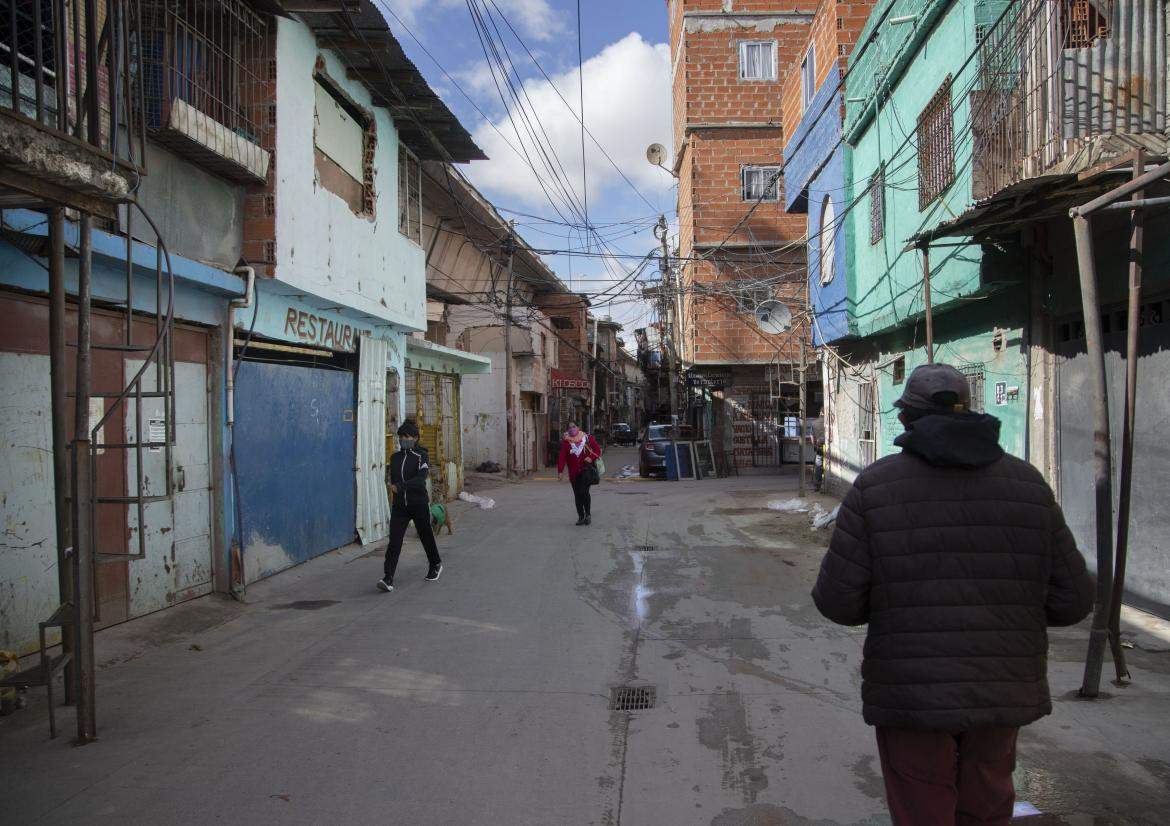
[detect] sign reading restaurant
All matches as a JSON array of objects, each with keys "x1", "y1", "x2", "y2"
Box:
[{"x1": 282, "y1": 307, "x2": 359, "y2": 351}]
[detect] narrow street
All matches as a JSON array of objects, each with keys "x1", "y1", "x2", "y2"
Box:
[{"x1": 3, "y1": 448, "x2": 1169, "y2": 825}]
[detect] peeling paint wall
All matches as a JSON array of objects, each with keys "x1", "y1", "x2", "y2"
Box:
[
  {"x1": 0, "y1": 352, "x2": 61, "y2": 655},
  {"x1": 460, "y1": 351, "x2": 507, "y2": 468},
  {"x1": 274, "y1": 18, "x2": 426, "y2": 332}
]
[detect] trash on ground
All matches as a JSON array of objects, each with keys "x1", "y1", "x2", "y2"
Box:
[
  {"x1": 619, "y1": 465, "x2": 639, "y2": 477},
  {"x1": 459, "y1": 491, "x2": 496, "y2": 509},
  {"x1": 768, "y1": 498, "x2": 809, "y2": 512},
  {"x1": 1012, "y1": 802, "x2": 1042, "y2": 817},
  {"x1": 476, "y1": 461, "x2": 502, "y2": 473},
  {"x1": 812, "y1": 504, "x2": 840, "y2": 530}
]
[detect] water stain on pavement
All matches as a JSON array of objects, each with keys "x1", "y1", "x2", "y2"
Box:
[
  {"x1": 1017, "y1": 745, "x2": 1170, "y2": 825},
  {"x1": 269, "y1": 600, "x2": 340, "y2": 611},
  {"x1": 709, "y1": 802, "x2": 888, "y2": 826},
  {"x1": 697, "y1": 691, "x2": 771, "y2": 804}
]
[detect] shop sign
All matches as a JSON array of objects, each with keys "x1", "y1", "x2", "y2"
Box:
[{"x1": 686, "y1": 368, "x2": 732, "y2": 388}]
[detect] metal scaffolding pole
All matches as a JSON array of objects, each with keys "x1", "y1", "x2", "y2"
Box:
[
  {"x1": 72, "y1": 214, "x2": 97, "y2": 742},
  {"x1": 48, "y1": 207, "x2": 75, "y2": 702}
]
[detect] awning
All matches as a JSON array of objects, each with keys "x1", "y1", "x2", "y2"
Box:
[{"x1": 405, "y1": 337, "x2": 491, "y2": 375}]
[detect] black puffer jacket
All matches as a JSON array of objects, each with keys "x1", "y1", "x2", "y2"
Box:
[{"x1": 812, "y1": 413, "x2": 1094, "y2": 730}]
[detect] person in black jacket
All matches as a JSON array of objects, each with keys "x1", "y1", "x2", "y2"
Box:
[
  {"x1": 812, "y1": 363, "x2": 1094, "y2": 826},
  {"x1": 378, "y1": 420, "x2": 442, "y2": 592}
]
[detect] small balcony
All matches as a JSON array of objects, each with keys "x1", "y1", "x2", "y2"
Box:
[
  {"x1": 971, "y1": 0, "x2": 1167, "y2": 202},
  {"x1": 0, "y1": 0, "x2": 145, "y2": 215}
]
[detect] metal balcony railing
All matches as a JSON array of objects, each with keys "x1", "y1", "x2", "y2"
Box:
[
  {"x1": 1, "y1": 0, "x2": 146, "y2": 169},
  {"x1": 971, "y1": 0, "x2": 1167, "y2": 201}
]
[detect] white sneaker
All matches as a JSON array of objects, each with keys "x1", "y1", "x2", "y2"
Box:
[
  {"x1": 377, "y1": 579, "x2": 394, "y2": 592},
  {"x1": 424, "y1": 564, "x2": 443, "y2": 582}
]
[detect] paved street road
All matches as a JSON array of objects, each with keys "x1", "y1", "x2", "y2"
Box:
[{"x1": 3, "y1": 447, "x2": 1169, "y2": 825}]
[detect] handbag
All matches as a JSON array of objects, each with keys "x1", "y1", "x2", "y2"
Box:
[{"x1": 582, "y1": 462, "x2": 601, "y2": 486}]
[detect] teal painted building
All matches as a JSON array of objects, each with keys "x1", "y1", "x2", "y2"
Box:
[{"x1": 836, "y1": 0, "x2": 1027, "y2": 461}]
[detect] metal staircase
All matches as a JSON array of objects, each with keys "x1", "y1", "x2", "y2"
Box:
[{"x1": 0, "y1": 0, "x2": 173, "y2": 743}]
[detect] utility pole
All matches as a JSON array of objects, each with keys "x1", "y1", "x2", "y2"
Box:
[
  {"x1": 656, "y1": 215, "x2": 680, "y2": 446},
  {"x1": 503, "y1": 223, "x2": 516, "y2": 479},
  {"x1": 798, "y1": 337, "x2": 807, "y2": 497}
]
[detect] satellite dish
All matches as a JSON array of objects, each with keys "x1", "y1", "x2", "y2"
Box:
[
  {"x1": 755, "y1": 300, "x2": 792, "y2": 335},
  {"x1": 645, "y1": 143, "x2": 667, "y2": 166}
]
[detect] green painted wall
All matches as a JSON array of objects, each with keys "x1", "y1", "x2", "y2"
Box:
[
  {"x1": 872, "y1": 287, "x2": 1029, "y2": 459},
  {"x1": 844, "y1": 0, "x2": 994, "y2": 339}
]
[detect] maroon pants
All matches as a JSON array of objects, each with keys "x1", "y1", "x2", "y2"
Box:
[{"x1": 875, "y1": 726, "x2": 1019, "y2": 826}]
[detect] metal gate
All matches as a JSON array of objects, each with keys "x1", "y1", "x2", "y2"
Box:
[
  {"x1": 749, "y1": 392, "x2": 783, "y2": 467},
  {"x1": 404, "y1": 369, "x2": 462, "y2": 501},
  {"x1": 1055, "y1": 297, "x2": 1170, "y2": 610},
  {"x1": 234, "y1": 360, "x2": 356, "y2": 580}
]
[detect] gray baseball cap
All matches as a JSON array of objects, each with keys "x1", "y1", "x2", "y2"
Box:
[{"x1": 893, "y1": 363, "x2": 971, "y2": 412}]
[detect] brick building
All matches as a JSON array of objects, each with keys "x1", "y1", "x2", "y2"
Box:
[{"x1": 668, "y1": 0, "x2": 819, "y2": 471}]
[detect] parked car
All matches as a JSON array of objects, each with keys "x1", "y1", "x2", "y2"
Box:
[
  {"x1": 639, "y1": 423, "x2": 695, "y2": 477},
  {"x1": 611, "y1": 422, "x2": 634, "y2": 446}
]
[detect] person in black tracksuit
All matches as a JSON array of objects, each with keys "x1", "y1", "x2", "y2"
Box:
[{"x1": 377, "y1": 420, "x2": 442, "y2": 592}]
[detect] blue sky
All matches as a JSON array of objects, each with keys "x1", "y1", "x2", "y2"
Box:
[{"x1": 376, "y1": 0, "x2": 676, "y2": 335}]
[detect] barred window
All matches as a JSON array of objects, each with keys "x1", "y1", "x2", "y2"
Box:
[
  {"x1": 917, "y1": 76, "x2": 955, "y2": 210},
  {"x1": 959, "y1": 364, "x2": 985, "y2": 413},
  {"x1": 869, "y1": 167, "x2": 885, "y2": 245},
  {"x1": 141, "y1": 0, "x2": 267, "y2": 142},
  {"x1": 742, "y1": 165, "x2": 781, "y2": 202},
  {"x1": 399, "y1": 145, "x2": 422, "y2": 244}
]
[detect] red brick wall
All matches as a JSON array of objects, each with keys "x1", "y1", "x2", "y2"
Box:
[
  {"x1": 781, "y1": 0, "x2": 880, "y2": 150},
  {"x1": 533, "y1": 294, "x2": 590, "y2": 378},
  {"x1": 688, "y1": 129, "x2": 805, "y2": 244},
  {"x1": 669, "y1": 1, "x2": 822, "y2": 369},
  {"x1": 241, "y1": 36, "x2": 278, "y2": 277}
]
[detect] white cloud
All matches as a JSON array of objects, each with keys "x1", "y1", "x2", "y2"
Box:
[
  {"x1": 466, "y1": 33, "x2": 673, "y2": 215},
  {"x1": 381, "y1": 0, "x2": 564, "y2": 42}
]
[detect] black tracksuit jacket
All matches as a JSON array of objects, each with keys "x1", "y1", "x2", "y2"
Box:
[{"x1": 387, "y1": 446, "x2": 430, "y2": 509}]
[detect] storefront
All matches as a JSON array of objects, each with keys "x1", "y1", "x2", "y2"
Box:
[
  {"x1": 230, "y1": 279, "x2": 407, "y2": 581},
  {"x1": 404, "y1": 337, "x2": 491, "y2": 501},
  {"x1": 0, "y1": 212, "x2": 241, "y2": 654}
]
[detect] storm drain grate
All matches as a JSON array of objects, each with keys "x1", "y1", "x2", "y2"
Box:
[
  {"x1": 631, "y1": 544, "x2": 658, "y2": 552},
  {"x1": 611, "y1": 685, "x2": 657, "y2": 711}
]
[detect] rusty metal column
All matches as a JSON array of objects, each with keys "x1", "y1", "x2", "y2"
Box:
[
  {"x1": 1072, "y1": 213, "x2": 1114, "y2": 699},
  {"x1": 48, "y1": 207, "x2": 75, "y2": 702},
  {"x1": 919, "y1": 241, "x2": 935, "y2": 363},
  {"x1": 1109, "y1": 155, "x2": 1146, "y2": 684},
  {"x1": 72, "y1": 214, "x2": 97, "y2": 743}
]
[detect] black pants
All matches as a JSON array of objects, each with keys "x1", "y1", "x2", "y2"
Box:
[
  {"x1": 571, "y1": 474, "x2": 592, "y2": 519},
  {"x1": 383, "y1": 503, "x2": 441, "y2": 581}
]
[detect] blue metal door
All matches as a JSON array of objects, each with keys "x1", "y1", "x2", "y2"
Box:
[{"x1": 234, "y1": 360, "x2": 356, "y2": 579}]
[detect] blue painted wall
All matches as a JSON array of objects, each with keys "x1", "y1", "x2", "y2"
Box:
[
  {"x1": 233, "y1": 361, "x2": 356, "y2": 580},
  {"x1": 783, "y1": 62, "x2": 851, "y2": 346}
]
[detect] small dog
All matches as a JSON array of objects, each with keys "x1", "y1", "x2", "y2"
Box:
[{"x1": 430, "y1": 503, "x2": 454, "y2": 535}]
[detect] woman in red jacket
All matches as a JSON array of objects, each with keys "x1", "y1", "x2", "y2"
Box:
[{"x1": 556, "y1": 422, "x2": 602, "y2": 526}]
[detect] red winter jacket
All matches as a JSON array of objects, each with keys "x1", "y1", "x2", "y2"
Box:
[{"x1": 557, "y1": 434, "x2": 601, "y2": 481}]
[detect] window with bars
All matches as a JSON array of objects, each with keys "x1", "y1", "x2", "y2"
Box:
[
  {"x1": 917, "y1": 76, "x2": 955, "y2": 210},
  {"x1": 742, "y1": 165, "x2": 781, "y2": 202},
  {"x1": 738, "y1": 41, "x2": 776, "y2": 81},
  {"x1": 869, "y1": 167, "x2": 885, "y2": 245},
  {"x1": 892, "y1": 356, "x2": 905, "y2": 385},
  {"x1": 959, "y1": 364, "x2": 985, "y2": 413},
  {"x1": 399, "y1": 145, "x2": 422, "y2": 244},
  {"x1": 1062, "y1": 0, "x2": 1112, "y2": 48},
  {"x1": 140, "y1": 0, "x2": 267, "y2": 142}
]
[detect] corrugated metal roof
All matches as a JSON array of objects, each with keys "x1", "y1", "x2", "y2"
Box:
[{"x1": 286, "y1": 0, "x2": 486, "y2": 163}]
